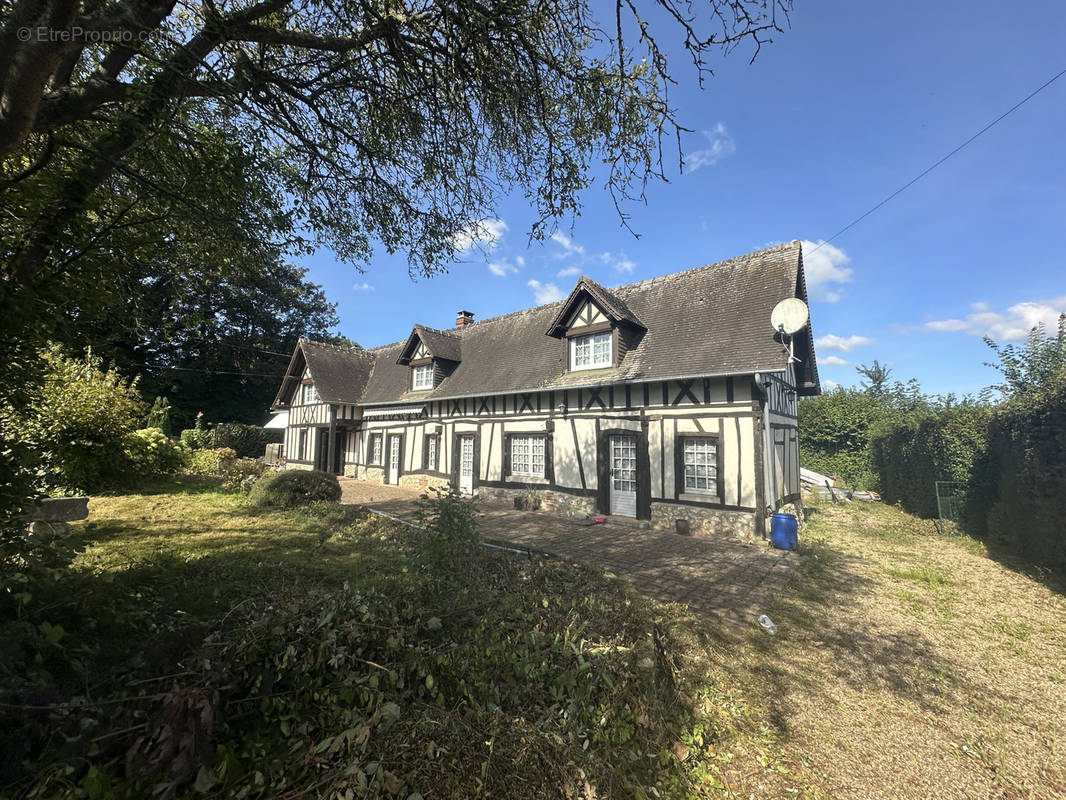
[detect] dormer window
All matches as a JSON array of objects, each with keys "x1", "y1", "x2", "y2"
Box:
[
  {"x1": 412, "y1": 363, "x2": 433, "y2": 390},
  {"x1": 300, "y1": 382, "x2": 320, "y2": 404},
  {"x1": 571, "y1": 331, "x2": 612, "y2": 370}
]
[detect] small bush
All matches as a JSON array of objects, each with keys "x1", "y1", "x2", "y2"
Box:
[
  {"x1": 121, "y1": 428, "x2": 186, "y2": 479},
  {"x1": 213, "y1": 422, "x2": 283, "y2": 458},
  {"x1": 248, "y1": 469, "x2": 340, "y2": 508},
  {"x1": 415, "y1": 486, "x2": 480, "y2": 570},
  {"x1": 182, "y1": 447, "x2": 235, "y2": 476},
  {"x1": 179, "y1": 427, "x2": 213, "y2": 450}
]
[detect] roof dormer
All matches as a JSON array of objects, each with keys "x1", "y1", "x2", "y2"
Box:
[
  {"x1": 396, "y1": 325, "x2": 462, "y2": 392},
  {"x1": 546, "y1": 277, "x2": 646, "y2": 371}
]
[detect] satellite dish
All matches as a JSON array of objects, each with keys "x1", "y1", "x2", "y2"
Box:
[{"x1": 770, "y1": 298, "x2": 809, "y2": 335}]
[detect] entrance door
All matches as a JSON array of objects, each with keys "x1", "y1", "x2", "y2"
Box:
[
  {"x1": 609, "y1": 434, "x2": 637, "y2": 517},
  {"x1": 458, "y1": 435, "x2": 474, "y2": 494},
  {"x1": 387, "y1": 435, "x2": 401, "y2": 485}
]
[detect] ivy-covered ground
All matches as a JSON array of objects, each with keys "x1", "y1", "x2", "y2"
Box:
[{"x1": 3, "y1": 481, "x2": 1064, "y2": 798}]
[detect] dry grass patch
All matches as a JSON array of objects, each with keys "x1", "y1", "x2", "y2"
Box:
[{"x1": 694, "y1": 495, "x2": 1066, "y2": 799}]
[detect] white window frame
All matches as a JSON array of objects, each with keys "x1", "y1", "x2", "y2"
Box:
[
  {"x1": 510, "y1": 434, "x2": 546, "y2": 477},
  {"x1": 300, "y1": 382, "x2": 320, "y2": 405},
  {"x1": 426, "y1": 435, "x2": 438, "y2": 471},
  {"x1": 570, "y1": 331, "x2": 612, "y2": 371},
  {"x1": 411, "y1": 363, "x2": 433, "y2": 390},
  {"x1": 682, "y1": 437, "x2": 718, "y2": 495},
  {"x1": 370, "y1": 434, "x2": 383, "y2": 465}
]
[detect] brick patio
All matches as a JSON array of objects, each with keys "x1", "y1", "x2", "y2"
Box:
[{"x1": 338, "y1": 477, "x2": 799, "y2": 624}]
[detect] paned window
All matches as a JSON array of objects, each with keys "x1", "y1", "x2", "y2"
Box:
[
  {"x1": 682, "y1": 438, "x2": 718, "y2": 493},
  {"x1": 426, "y1": 435, "x2": 438, "y2": 471},
  {"x1": 412, "y1": 363, "x2": 433, "y2": 390},
  {"x1": 510, "y1": 434, "x2": 546, "y2": 477},
  {"x1": 571, "y1": 331, "x2": 612, "y2": 370},
  {"x1": 370, "y1": 434, "x2": 383, "y2": 465}
]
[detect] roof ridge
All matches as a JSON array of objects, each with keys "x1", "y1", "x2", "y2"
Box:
[
  {"x1": 363, "y1": 240, "x2": 800, "y2": 348},
  {"x1": 301, "y1": 338, "x2": 369, "y2": 354},
  {"x1": 413, "y1": 323, "x2": 461, "y2": 339}
]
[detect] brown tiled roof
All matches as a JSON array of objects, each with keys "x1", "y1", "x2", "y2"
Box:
[
  {"x1": 271, "y1": 340, "x2": 374, "y2": 407},
  {"x1": 278, "y1": 242, "x2": 820, "y2": 408},
  {"x1": 399, "y1": 324, "x2": 462, "y2": 363},
  {"x1": 545, "y1": 275, "x2": 645, "y2": 335}
]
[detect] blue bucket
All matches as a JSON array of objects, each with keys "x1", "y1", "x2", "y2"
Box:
[{"x1": 770, "y1": 512, "x2": 798, "y2": 551}]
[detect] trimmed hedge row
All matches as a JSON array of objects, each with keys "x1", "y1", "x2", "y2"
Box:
[
  {"x1": 964, "y1": 374, "x2": 1066, "y2": 569},
  {"x1": 797, "y1": 390, "x2": 885, "y2": 490},
  {"x1": 868, "y1": 405, "x2": 990, "y2": 519},
  {"x1": 180, "y1": 422, "x2": 282, "y2": 458}
]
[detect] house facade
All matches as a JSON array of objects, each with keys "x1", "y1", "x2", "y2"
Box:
[{"x1": 270, "y1": 242, "x2": 820, "y2": 536}]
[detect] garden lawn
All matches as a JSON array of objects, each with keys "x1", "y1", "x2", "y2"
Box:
[
  {"x1": 6, "y1": 480, "x2": 1065, "y2": 799},
  {"x1": 714, "y1": 496, "x2": 1066, "y2": 799}
]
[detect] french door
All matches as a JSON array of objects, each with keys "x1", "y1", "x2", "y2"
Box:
[
  {"x1": 387, "y1": 435, "x2": 401, "y2": 484},
  {"x1": 609, "y1": 434, "x2": 637, "y2": 517},
  {"x1": 458, "y1": 435, "x2": 475, "y2": 494}
]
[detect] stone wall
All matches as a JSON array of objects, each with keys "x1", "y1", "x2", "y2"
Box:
[
  {"x1": 354, "y1": 466, "x2": 386, "y2": 484},
  {"x1": 398, "y1": 473, "x2": 451, "y2": 492},
  {"x1": 649, "y1": 502, "x2": 756, "y2": 539},
  {"x1": 479, "y1": 486, "x2": 597, "y2": 517}
]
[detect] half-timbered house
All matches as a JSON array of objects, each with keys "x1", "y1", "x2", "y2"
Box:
[{"x1": 270, "y1": 241, "x2": 820, "y2": 536}]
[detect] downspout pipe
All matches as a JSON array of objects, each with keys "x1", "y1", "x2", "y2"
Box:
[{"x1": 753, "y1": 372, "x2": 774, "y2": 534}]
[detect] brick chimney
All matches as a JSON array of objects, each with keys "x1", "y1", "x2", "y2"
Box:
[{"x1": 455, "y1": 310, "x2": 474, "y2": 327}]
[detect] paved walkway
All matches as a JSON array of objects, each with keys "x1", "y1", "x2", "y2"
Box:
[{"x1": 338, "y1": 478, "x2": 799, "y2": 624}]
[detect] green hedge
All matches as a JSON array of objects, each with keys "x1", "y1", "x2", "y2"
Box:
[
  {"x1": 868, "y1": 405, "x2": 990, "y2": 518},
  {"x1": 180, "y1": 422, "x2": 282, "y2": 458},
  {"x1": 964, "y1": 373, "x2": 1066, "y2": 569},
  {"x1": 798, "y1": 390, "x2": 885, "y2": 490}
]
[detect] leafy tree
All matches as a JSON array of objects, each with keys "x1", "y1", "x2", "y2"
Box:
[
  {"x1": 856, "y1": 360, "x2": 891, "y2": 396},
  {"x1": 2, "y1": 0, "x2": 790, "y2": 286},
  {"x1": 984, "y1": 314, "x2": 1066, "y2": 398},
  {"x1": 9, "y1": 346, "x2": 145, "y2": 492},
  {"x1": 145, "y1": 396, "x2": 172, "y2": 435}
]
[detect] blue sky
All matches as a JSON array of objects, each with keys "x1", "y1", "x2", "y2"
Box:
[{"x1": 301, "y1": 0, "x2": 1066, "y2": 397}]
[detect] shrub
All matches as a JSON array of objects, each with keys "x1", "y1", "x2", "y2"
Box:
[
  {"x1": 798, "y1": 389, "x2": 885, "y2": 489},
  {"x1": 964, "y1": 369, "x2": 1066, "y2": 569},
  {"x1": 415, "y1": 486, "x2": 480, "y2": 570},
  {"x1": 869, "y1": 404, "x2": 990, "y2": 518},
  {"x1": 9, "y1": 346, "x2": 145, "y2": 491},
  {"x1": 212, "y1": 422, "x2": 282, "y2": 458},
  {"x1": 179, "y1": 423, "x2": 282, "y2": 457},
  {"x1": 179, "y1": 427, "x2": 213, "y2": 450},
  {"x1": 247, "y1": 469, "x2": 340, "y2": 508},
  {"x1": 121, "y1": 428, "x2": 186, "y2": 479}
]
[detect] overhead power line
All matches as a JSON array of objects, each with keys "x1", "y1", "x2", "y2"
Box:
[{"x1": 808, "y1": 66, "x2": 1066, "y2": 257}]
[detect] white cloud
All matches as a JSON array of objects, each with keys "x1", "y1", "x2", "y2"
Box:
[
  {"x1": 801, "y1": 240, "x2": 853, "y2": 302},
  {"x1": 488, "y1": 259, "x2": 518, "y2": 277},
  {"x1": 550, "y1": 231, "x2": 585, "y2": 256},
  {"x1": 685, "y1": 123, "x2": 736, "y2": 172},
  {"x1": 353, "y1": 282, "x2": 374, "y2": 291},
  {"x1": 515, "y1": 255, "x2": 525, "y2": 267},
  {"x1": 924, "y1": 297, "x2": 1066, "y2": 341},
  {"x1": 556, "y1": 266, "x2": 581, "y2": 278},
  {"x1": 614, "y1": 258, "x2": 636, "y2": 274},
  {"x1": 820, "y1": 355, "x2": 850, "y2": 366},
  {"x1": 823, "y1": 379, "x2": 841, "y2": 390},
  {"x1": 816, "y1": 334, "x2": 873, "y2": 352},
  {"x1": 451, "y1": 218, "x2": 508, "y2": 253},
  {"x1": 528, "y1": 279, "x2": 564, "y2": 304}
]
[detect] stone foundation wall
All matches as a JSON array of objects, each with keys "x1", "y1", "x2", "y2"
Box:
[
  {"x1": 284, "y1": 462, "x2": 312, "y2": 471},
  {"x1": 480, "y1": 486, "x2": 597, "y2": 517},
  {"x1": 398, "y1": 473, "x2": 451, "y2": 492},
  {"x1": 352, "y1": 466, "x2": 386, "y2": 484},
  {"x1": 649, "y1": 502, "x2": 756, "y2": 539}
]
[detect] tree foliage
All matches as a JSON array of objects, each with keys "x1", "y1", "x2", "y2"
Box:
[
  {"x1": 8, "y1": 346, "x2": 146, "y2": 493},
  {"x1": 984, "y1": 314, "x2": 1066, "y2": 398}
]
